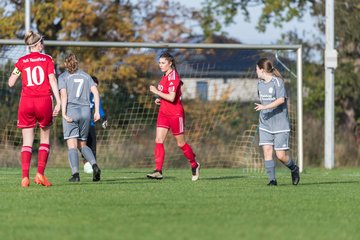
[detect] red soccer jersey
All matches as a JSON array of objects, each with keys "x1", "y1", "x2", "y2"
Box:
[
  {"x1": 158, "y1": 69, "x2": 183, "y2": 116},
  {"x1": 15, "y1": 52, "x2": 55, "y2": 97}
]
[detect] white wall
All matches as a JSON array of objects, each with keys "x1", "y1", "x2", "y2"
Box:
[{"x1": 182, "y1": 78, "x2": 258, "y2": 102}]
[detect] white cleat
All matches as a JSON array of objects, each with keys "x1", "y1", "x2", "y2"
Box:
[{"x1": 191, "y1": 162, "x2": 200, "y2": 181}]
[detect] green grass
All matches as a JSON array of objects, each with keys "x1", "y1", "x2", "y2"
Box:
[{"x1": 1, "y1": 167, "x2": 360, "y2": 240}]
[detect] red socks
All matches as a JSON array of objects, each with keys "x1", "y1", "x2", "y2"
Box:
[
  {"x1": 181, "y1": 143, "x2": 197, "y2": 168},
  {"x1": 154, "y1": 143, "x2": 165, "y2": 171},
  {"x1": 37, "y1": 143, "x2": 50, "y2": 175},
  {"x1": 21, "y1": 146, "x2": 32, "y2": 178}
]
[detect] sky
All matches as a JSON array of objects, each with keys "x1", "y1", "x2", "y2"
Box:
[{"x1": 182, "y1": 0, "x2": 319, "y2": 45}]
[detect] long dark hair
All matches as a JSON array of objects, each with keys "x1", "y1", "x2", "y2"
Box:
[
  {"x1": 257, "y1": 57, "x2": 282, "y2": 79},
  {"x1": 159, "y1": 51, "x2": 183, "y2": 85},
  {"x1": 159, "y1": 51, "x2": 177, "y2": 72}
]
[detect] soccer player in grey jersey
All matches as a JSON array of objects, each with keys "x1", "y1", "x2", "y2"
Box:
[
  {"x1": 254, "y1": 58, "x2": 300, "y2": 186},
  {"x1": 58, "y1": 53, "x2": 101, "y2": 182}
]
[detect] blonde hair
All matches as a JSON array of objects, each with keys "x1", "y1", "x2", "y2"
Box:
[
  {"x1": 24, "y1": 30, "x2": 43, "y2": 47},
  {"x1": 257, "y1": 57, "x2": 283, "y2": 79},
  {"x1": 64, "y1": 54, "x2": 79, "y2": 74}
]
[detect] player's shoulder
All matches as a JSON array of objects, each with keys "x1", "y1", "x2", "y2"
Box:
[
  {"x1": 58, "y1": 71, "x2": 67, "y2": 79},
  {"x1": 77, "y1": 69, "x2": 91, "y2": 78},
  {"x1": 271, "y1": 77, "x2": 284, "y2": 87},
  {"x1": 17, "y1": 53, "x2": 31, "y2": 63},
  {"x1": 38, "y1": 52, "x2": 54, "y2": 61},
  {"x1": 167, "y1": 69, "x2": 179, "y2": 81}
]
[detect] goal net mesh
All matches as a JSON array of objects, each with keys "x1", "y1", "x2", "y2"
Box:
[{"x1": 0, "y1": 44, "x2": 298, "y2": 171}]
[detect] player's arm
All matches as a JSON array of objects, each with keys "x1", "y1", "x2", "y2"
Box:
[
  {"x1": 254, "y1": 97, "x2": 285, "y2": 111},
  {"x1": 149, "y1": 85, "x2": 176, "y2": 102},
  {"x1": 91, "y1": 86, "x2": 100, "y2": 122},
  {"x1": 60, "y1": 88, "x2": 72, "y2": 122},
  {"x1": 99, "y1": 98, "x2": 108, "y2": 128},
  {"x1": 8, "y1": 68, "x2": 21, "y2": 87},
  {"x1": 49, "y1": 73, "x2": 61, "y2": 116}
]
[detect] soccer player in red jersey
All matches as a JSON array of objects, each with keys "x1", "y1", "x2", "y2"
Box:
[
  {"x1": 8, "y1": 31, "x2": 61, "y2": 187},
  {"x1": 147, "y1": 52, "x2": 200, "y2": 181}
]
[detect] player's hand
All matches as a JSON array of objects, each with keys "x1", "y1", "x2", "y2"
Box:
[
  {"x1": 63, "y1": 115, "x2": 73, "y2": 123},
  {"x1": 155, "y1": 98, "x2": 161, "y2": 105},
  {"x1": 53, "y1": 104, "x2": 61, "y2": 116},
  {"x1": 94, "y1": 112, "x2": 100, "y2": 122},
  {"x1": 149, "y1": 85, "x2": 158, "y2": 95},
  {"x1": 102, "y1": 120, "x2": 108, "y2": 129},
  {"x1": 254, "y1": 103, "x2": 265, "y2": 111}
]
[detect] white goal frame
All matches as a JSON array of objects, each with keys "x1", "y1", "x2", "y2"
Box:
[{"x1": 0, "y1": 39, "x2": 303, "y2": 172}]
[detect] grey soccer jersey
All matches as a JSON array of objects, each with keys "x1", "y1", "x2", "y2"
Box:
[
  {"x1": 58, "y1": 69, "x2": 96, "y2": 140},
  {"x1": 58, "y1": 70, "x2": 96, "y2": 108},
  {"x1": 257, "y1": 77, "x2": 290, "y2": 133}
]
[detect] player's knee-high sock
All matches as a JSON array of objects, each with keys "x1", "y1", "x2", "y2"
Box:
[
  {"x1": 21, "y1": 146, "x2": 32, "y2": 178},
  {"x1": 284, "y1": 159, "x2": 297, "y2": 172},
  {"x1": 80, "y1": 146, "x2": 97, "y2": 166},
  {"x1": 37, "y1": 143, "x2": 50, "y2": 175},
  {"x1": 180, "y1": 143, "x2": 197, "y2": 168},
  {"x1": 68, "y1": 148, "x2": 79, "y2": 175},
  {"x1": 264, "y1": 160, "x2": 276, "y2": 181},
  {"x1": 154, "y1": 143, "x2": 165, "y2": 171}
]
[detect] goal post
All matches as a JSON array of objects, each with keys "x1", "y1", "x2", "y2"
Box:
[{"x1": 0, "y1": 40, "x2": 303, "y2": 172}]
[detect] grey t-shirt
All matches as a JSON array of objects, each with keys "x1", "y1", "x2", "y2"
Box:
[
  {"x1": 58, "y1": 70, "x2": 96, "y2": 109},
  {"x1": 257, "y1": 77, "x2": 290, "y2": 133}
]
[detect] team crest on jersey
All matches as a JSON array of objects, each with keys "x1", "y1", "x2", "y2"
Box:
[
  {"x1": 268, "y1": 87, "x2": 274, "y2": 94},
  {"x1": 158, "y1": 85, "x2": 163, "y2": 91}
]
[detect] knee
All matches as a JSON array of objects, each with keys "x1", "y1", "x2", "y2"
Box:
[
  {"x1": 155, "y1": 138, "x2": 164, "y2": 144},
  {"x1": 177, "y1": 142, "x2": 185, "y2": 148},
  {"x1": 276, "y1": 152, "x2": 287, "y2": 161}
]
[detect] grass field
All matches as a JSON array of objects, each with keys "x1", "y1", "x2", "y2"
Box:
[{"x1": 1, "y1": 167, "x2": 360, "y2": 240}]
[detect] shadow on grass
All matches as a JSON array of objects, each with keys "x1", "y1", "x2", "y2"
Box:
[
  {"x1": 279, "y1": 180, "x2": 360, "y2": 186},
  {"x1": 299, "y1": 180, "x2": 359, "y2": 185},
  {"x1": 201, "y1": 175, "x2": 245, "y2": 180},
  {"x1": 56, "y1": 176, "x2": 178, "y2": 186}
]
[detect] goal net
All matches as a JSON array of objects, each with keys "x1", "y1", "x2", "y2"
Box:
[{"x1": 0, "y1": 43, "x2": 300, "y2": 171}]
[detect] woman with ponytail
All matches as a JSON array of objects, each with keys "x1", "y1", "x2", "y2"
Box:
[
  {"x1": 147, "y1": 51, "x2": 200, "y2": 181},
  {"x1": 8, "y1": 31, "x2": 61, "y2": 187},
  {"x1": 254, "y1": 57, "x2": 300, "y2": 186}
]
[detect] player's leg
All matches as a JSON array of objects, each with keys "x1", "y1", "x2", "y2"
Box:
[
  {"x1": 88, "y1": 126, "x2": 97, "y2": 158},
  {"x1": 18, "y1": 97, "x2": 36, "y2": 187},
  {"x1": 147, "y1": 112, "x2": 169, "y2": 179},
  {"x1": 147, "y1": 127, "x2": 168, "y2": 179},
  {"x1": 174, "y1": 134, "x2": 200, "y2": 181},
  {"x1": 171, "y1": 116, "x2": 200, "y2": 181},
  {"x1": 37, "y1": 126, "x2": 50, "y2": 175},
  {"x1": 274, "y1": 132, "x2": 300, "y2": 185},
  {"x1": 83, "y1": 126, "x2": 96, "y2": 174},
  {"x1": 21, "y1": 128, "x2": 35, "y2": 187},
  {"x1": 62, "y1": 108, "x2": 81, "y2": 182},
  {"x1": 34, "y1": 96, "x2": 53, "y2": 187},
  {"x1": 78, "y1": 108, "x2": 100, "y2": 181},
  {"x1": 79, "y1": 140, "x2": 101, "y2": 181},
  {"x1": 259, "y1": 130, "x2": 277, "y2": 185},
  {"x1": 66, "y1": 138, "x2": 80, "y2": 182}
]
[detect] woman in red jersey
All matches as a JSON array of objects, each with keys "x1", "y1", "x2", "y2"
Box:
[
  {"x1": 8, "y1": 31, "x2": 61, "y2": 188},
  {"x1": 147, "y1": 51, "x2": 200, "y2": 181}
]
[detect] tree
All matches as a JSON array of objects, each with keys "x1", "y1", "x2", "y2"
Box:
[
  {"x1": 200, "y1": 0, "x2": 360, "y2": 132},
  {"x1": 199, "y1": 0, "x2": 312, "y2": 38}
]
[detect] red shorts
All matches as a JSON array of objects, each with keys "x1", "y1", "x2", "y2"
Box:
[
  {"x1": 156, "y1": 112, "x2": 184, "y2": 135},
  {"x1": 17, "y1": 96, "x2": 53, "y2": 128}
]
